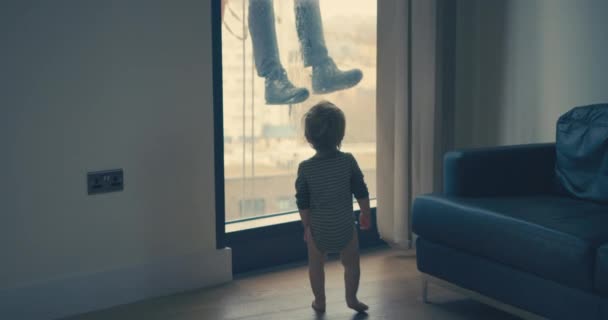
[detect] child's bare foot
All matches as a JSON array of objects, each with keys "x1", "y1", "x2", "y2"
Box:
[
  {"x1": 347, "y1": 300, "x2": 369, "y2": 313},
  {"x1": 312, "y1": 300, "x2": 326, "y2": 313}
]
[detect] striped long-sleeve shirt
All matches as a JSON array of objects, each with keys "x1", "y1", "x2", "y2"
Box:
[{"x1": 295, "y1": 150, "x2": 369, "y2": 253}]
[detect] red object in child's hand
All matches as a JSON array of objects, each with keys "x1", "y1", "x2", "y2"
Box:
[{"x1": 359, "y1": 212, "x2": 371, "y2": 230}]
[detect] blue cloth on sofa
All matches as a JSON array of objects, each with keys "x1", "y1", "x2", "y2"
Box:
[
  {"x1": 556, "y1": 104, "x2": 608, "y2": 202},
  {"x1": 413, "y1": 194, "x2": 608, "y2": 291}
]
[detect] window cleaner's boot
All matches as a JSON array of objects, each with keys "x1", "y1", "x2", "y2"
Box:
[
  {"x1": 294, "y1": 1, "x2": 363, "y2": 95},
  {"x1": 265, "y1": 68, "x2": 309, "y2": 105},
  {"x1": 312, "y1": 58, "x2": 363, "y2": 95}
]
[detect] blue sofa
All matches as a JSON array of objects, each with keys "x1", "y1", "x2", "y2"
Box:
[{"x1": 412, "y1": 143, "x2": 608, "y2": 320}]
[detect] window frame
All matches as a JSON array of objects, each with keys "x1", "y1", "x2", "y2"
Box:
[
  {"x1": 212, "y1": 0, "x2": 384, "y2": 274},
  {"x1": 212, "y1": 0, "x2": 226, "y2": 250}
]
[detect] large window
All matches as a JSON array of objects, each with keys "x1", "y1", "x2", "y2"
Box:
[{"x1": 222, "y1": 0, "x2": 377, "y2": 225}]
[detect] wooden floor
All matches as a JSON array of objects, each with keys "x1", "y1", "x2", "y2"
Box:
[{"x1": 65, "y1": 248, "x2": 520, "y2": 320}]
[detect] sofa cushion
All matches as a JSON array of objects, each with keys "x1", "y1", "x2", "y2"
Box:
[
  {"x1": 412, "y1": 194, "x2": 608, "y2": 291},
  {"x1": 596, "y1": 244, "x2": 608, "y2": 296},
  {"x1": 555, "y1": 103, "x2": 608, "y2": 202}
]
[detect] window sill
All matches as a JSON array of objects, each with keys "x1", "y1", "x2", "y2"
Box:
[{"x1": 226, "y1": 199, "x2": 377, "y2": 233}]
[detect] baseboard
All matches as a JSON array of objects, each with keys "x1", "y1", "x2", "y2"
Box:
[
  {"x1": 0, "y1": 248, "x2": 232, "y2": 320},
  {"x1": 382, "y1": 236, "x2": 415, "y2": 250}
]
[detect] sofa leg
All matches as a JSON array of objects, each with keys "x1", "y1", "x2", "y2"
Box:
[{"x1": 422, "y1": 278, "x2": 429, "y2": 303}]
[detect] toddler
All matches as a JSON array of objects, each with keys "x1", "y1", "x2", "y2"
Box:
[{"x1": 295, "y1": 101, "x2": 371, "y2": 313}]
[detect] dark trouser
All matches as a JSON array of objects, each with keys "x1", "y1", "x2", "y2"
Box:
[{"x1": 248, "y1": 0, "x2": 329, "y2": 77}]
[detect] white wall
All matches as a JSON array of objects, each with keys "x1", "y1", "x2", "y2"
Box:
[
  {"x1": 454, "y1": 0, "x2": 608, "y2": 148},
  {"x1": 0, "y1": 0, "x2": 230, "y2": 318}
]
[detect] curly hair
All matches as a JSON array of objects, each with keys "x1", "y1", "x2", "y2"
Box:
[{"x1": 303, "y1": 101, "x2": 346, "y2": 152}]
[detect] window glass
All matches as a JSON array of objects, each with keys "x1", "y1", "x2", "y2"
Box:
[{"x1": 222, "y1": 0, "x2": 377, "y2": 222}]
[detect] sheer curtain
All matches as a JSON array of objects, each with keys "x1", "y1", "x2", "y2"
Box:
[{"x1": 376, "y1": 0, "x2": 454, "y2": 248}]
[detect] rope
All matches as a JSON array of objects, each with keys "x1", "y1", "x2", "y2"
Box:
[{"x1": 223, "y1": 4, "x2": 249, "y2": 41}]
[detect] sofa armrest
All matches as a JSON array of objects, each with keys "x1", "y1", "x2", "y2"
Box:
[{"x1": 444, "y1": 143, "x2": 556, "y2": 197}]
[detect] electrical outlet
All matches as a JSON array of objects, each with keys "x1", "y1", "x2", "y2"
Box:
[{"x1": 87, "y1": 169, "x2": 124, "y2": 195}]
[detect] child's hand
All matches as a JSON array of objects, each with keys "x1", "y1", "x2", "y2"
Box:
[{"x1": 359, "y1": 212, "x2": 372, "y2": 230}]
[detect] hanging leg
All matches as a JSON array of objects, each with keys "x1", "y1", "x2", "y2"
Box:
[
  {"x1": 249, "y1": 0, "x2": 308, "y2": 105},
  {"x1": 294, "y1": 0, "x2": 363, "y2": 94},
  {"x1": 294, "y1": 0, "x2": 329, "y2": 67}
]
